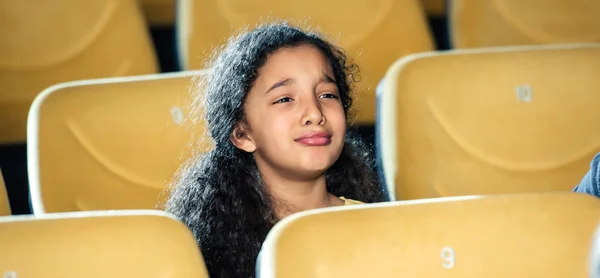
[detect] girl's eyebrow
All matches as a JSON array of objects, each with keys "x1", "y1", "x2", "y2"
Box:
[
  {"x1": 321, "y1": 74, "x2": 336, "y2": 84},
  {"x1": 264, "y1": 74, "x2": 335, "y2": 95},
  {"x1": 265, "y1": 78, "x2": 293, "y2": 95}
]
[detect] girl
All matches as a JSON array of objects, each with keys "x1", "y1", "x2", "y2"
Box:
[{"x1": 165, "y1": 22, "x2": 386, "y2": 277}]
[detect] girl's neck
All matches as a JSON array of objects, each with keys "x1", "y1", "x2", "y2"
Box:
[{"x1": 262, "y1": 174, "x2": 344, "y2": 219}]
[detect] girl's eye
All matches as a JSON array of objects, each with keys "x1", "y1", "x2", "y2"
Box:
[
  {"x1": 320, "y1": 93, "x2": 339, "y2": 99},
  {"x1": 273, "y1": 97, "x2": 293, "y2": 104}
]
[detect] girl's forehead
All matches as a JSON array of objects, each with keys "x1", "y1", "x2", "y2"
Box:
[{"x1": 259, "y1": 45, "x2": 333, "y2": 74}]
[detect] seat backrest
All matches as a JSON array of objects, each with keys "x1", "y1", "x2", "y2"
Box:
[
  {"x1": 0, "y1": 0, "x2": 158, "y2": 144},
  {"x1": 377, "y1": 43, "x2": 600, "y2": 200},
  {"x1": 450, "y1": 0, "x2": 600, "y2": 48},
  {"x1": 176, "y1": 0, "x2": 434, "y2": 125},
  {"x1": 0, "y1": 168, "x2": 10, "y2": 216},
  {"x1": 258, "y1": 192, "x2": 600, "y2": 278},
  {"x1": 0, "y1": 210, "x2": 209, "y2": 278},
  {"x1": 27, "y1": 71, "x2": 209, "y2": 214}
]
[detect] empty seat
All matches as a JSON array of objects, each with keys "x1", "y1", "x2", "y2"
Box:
[
  {"x1": 0, "y1": 0, "x2": 158, "y2": 144},
  {"x1": 138, "y1": 0, "x2": 176, "y2": 26},
  {"x1": 450, "y1": 0, "x2": 600, "y2": 48},
  {"x1": 0, "y1": 168, "x2": 10, "y2": 216},
  {"x1": 176, "y1": 0, "x2": 434, "y2": 125},
  {"x1": 377, "y1": 43, "x2": 600, "y2": 201},
  {"x1": 0, "y1": 210, "x2": 209, "y2": 277},
  {"x1": 257, "y1": 192, "x2": 600, "y2": 277},
  {"x1": 27, "y1": 71, "x2": 208, "y2": 214}
]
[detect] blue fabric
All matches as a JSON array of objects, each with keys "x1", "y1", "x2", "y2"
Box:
[{"x1": 573, "y1": 153, "x2": 600, "y2": 197}]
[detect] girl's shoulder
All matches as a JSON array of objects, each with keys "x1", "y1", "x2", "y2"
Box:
[{"x1": 339, "y1": 196, "x2": 364, "y2": 206}]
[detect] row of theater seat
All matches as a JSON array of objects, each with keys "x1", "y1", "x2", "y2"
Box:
[
  {"x1": 1, "y1": 192, "x2": 599, "y2": 277},
  {"x1": 1, "y1": 46, "x2": 599, "y2": 277},
  {"x1": 2, "y1": 1, "x2": 600, "y2": 276},
  {"x1": 0, "y1": 43, "x2": 592, "y2": 216},
  {"x1": 2, "y1": 0, "x2": 599, "y2": 144}
]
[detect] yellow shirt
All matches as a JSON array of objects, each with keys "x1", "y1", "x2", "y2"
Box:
[{"x1": 339, "y1": 196, "x2": 364, "y2": 205}]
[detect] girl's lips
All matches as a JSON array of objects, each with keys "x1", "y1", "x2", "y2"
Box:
[{"x1": 294, "y1": 131, "x2": 332, "y2": 146}]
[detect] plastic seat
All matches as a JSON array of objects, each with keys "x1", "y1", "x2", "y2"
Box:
[
  {"x1": 27, "y1": 71, "x2": 208, "y2": 214},
  {"x1": 451, "y1": 0, "x2": 600, "y2": 48},
  {"x1": 258, "y1": 192, "x2": 600, "y2": 277},
  {"x1": 176, "y1": 0, "x2": 434, "y2": 125},
  {"x1": 0, "y1": 0, "x2": 158, "y2": 144},
  {"x1": 377, "y1": 43, "x2": 600, "y2": 200},
  {"x1": 0, "y1": 210, "x2": 209, "y2": 277}
]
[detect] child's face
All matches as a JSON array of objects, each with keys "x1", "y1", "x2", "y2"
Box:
[{"x1": 235, "y1": 44, "x2": 347, "y2": 179}]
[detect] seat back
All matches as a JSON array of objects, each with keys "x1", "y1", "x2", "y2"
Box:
[
  {"x1": 378, "y1": 43, "x2": 600, "y2": 200},
  {"x1": 0, "y1": 168, "x2": 10, "y2": 216},
  {"x1": 258, "y1": 192, "x2": 600, "y2": 278},
  {"x1": 27, "y1": 71, "x2": 209, "y2": 214},
  {"x1": 450, "y1": 0, "x2": 600, "y2": 48},
  {"x1": 0, "y1": 0, "x2": 158, "y2": 144},
  {"x1": 177, "y1": 0, "x2": 434, "y2": 125},
  {"x1": 0, "y1": 210, "x2": 209, "y2": 278}
]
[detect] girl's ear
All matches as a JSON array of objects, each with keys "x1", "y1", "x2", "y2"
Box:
[{"x1": 230, "y1": 122, "x2": 257, "y2": 153}]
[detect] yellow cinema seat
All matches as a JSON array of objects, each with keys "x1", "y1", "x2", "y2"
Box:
[
  {"x1": 177, "y1": 0, "x2": 434, "y2": 125},
  {"x1": 258, "y1": 192, "x2": 600, "y2": 278},
  {"x1": 138, "y1": 0, "x2": 176, "y2": 26},
  {"x1": 451, "y1": 0, "x2": 600, "y2": 48},
  {"x1": 0, "y1": 210, "x2": 209, "y2": 278},
  {"x1": 0, "y1": 168, "x2": 10, "y2": 216},
  {"x1": 0, "y1": 0, "x2": 159, "y2": 144},
  {"x1": 27, "y1": 71, "x2": 208, "y2": 215},
  {"x1": 378, "y1": 43, "x2": 600, "y2": 201}
]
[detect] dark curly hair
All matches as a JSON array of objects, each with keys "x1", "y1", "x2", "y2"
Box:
[{"x1": 164, "y1": 22, "x2": 385, "y2": 277}]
